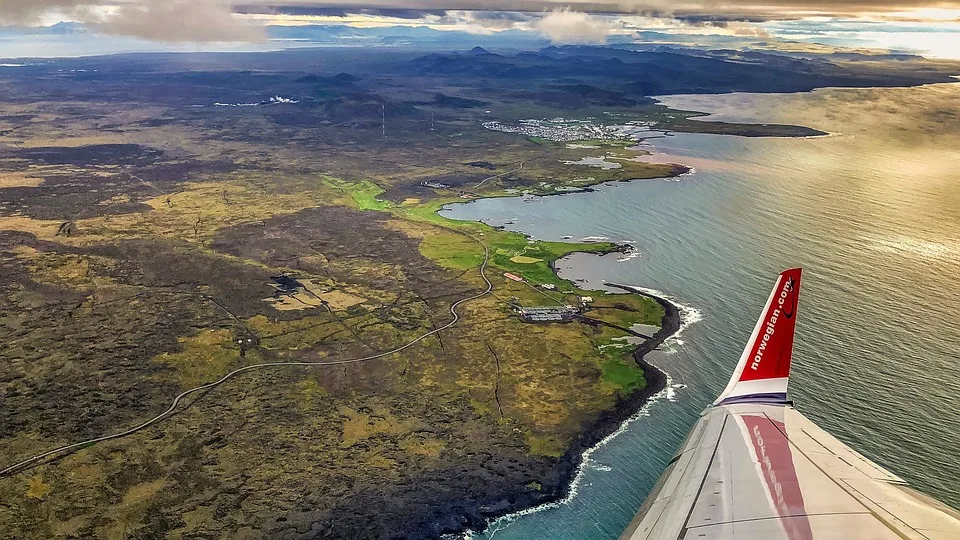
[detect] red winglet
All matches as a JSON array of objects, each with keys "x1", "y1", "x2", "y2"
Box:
[{"x1": 714, "y1": 268, "x2": 802, "y2": 406}]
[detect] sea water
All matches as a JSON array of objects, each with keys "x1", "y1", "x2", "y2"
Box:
[{"x1": 444, "y1": 83, "x2": 960, "y2": 539}]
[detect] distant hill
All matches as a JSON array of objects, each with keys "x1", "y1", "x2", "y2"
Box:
[
  {"x1": 430, "y1": 93, "x2": 488, "y2": 108},
  {"x1": 525, "y1": 84, "x2": 644, "y2": 107},
  {"x1": 404, "y1": 45, "x2": 959, "y2": 98},
  {"x1": 0, "y1": 21, "x2": 87, "y2": 36},
  {"x1": 295, "y1": 72, "x2": 360, "y2": 85}
]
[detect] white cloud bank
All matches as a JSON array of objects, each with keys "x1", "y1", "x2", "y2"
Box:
[
  {"x1": 0, "y1": 0, "x2": 265, "y2": 42},
  {"x1": 535, "y1": 8, "x2": 622, "y2": 44}
]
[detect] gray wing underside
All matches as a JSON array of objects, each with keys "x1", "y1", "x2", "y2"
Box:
[{"x1": 621, "y1": 404, "x2": 960, "y2": 540}]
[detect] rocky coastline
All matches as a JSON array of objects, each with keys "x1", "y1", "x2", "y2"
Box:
[{"x1": 422, "y1": 284, "x2": 683, "y2": 540}]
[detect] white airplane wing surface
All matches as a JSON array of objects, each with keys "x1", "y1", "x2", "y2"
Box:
[{"x1": 621, "y1": 269, "x2": 960, "y2": 540}]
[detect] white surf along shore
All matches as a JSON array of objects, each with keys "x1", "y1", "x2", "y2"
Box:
[
  {"x1": 451, "y1": 224, "x2": 703, "y2": 538},
  {"x1": 466, "y1": 290, "x2": 701, "y2": 540}
]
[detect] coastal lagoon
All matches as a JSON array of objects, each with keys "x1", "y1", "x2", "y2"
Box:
[{"x1": 445, "y1": 83, "x2": 960, "y2": 539}]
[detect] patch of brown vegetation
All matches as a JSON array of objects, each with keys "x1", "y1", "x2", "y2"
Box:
[{"x1": 0, "y1": 171, "x2": 43, "y2": 188}]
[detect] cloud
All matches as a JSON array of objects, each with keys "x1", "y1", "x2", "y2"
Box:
[
  {"x1": 469, "y1": 10, "x2": 537, "y2": 27},
  {"x1": 429, "y1": 10, "x2": 537, "y2": 32},
  {"x1": 235, "y1": 5, "x2": 448, "y2": 19},
  {"x1": 535, "y1": 8, "x2": 620, "y2": 43},
  {"x1": 89, "y1": 1, "x2": 265, "y2": 42},
  {"x1": 0, "y1": 0, "x2": 86, "y2": 26},
  {"x1": 5, "y1": 1, "x2": 960, "y2": 44},
  {"x1": 252, "y1": 1, "x2": 960, "y2": 22},
  {"x1": 674, "y1": 14, "x2": 771, "y2": 24},
  {"x1": 0, "y1": 0, "x2": 265, "y2": 42},
  {"x1": 728, "y1": 23, "x2": 772, "y2": 38},
  {"x1": 678, "y1": 18, "x2": 772, "y2": 38}
]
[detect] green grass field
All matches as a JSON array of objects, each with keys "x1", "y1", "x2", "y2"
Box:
[
  {"x1": 600, "y1": 354, "x2": 647, "y2": 394},
  {"x1": 323, "y1": 177, "x2": 394, "y2": 211}
]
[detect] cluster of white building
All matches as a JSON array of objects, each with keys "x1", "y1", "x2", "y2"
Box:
[{"x1": 481, "y1": 118, "x2": 627, "y2": 142}]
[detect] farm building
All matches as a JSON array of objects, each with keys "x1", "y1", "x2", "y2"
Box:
[{"x1": 518, "y1": 306, "x2": 579, "y2": 323}]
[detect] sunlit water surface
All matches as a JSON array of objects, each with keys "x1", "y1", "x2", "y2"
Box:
[{"x1": 443, "y1": 83, "x2": 960, "y2": 540}]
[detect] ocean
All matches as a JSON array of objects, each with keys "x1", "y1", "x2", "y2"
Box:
[{"x1": 443, "y1": 83, "x2": 960, "y2": 539}]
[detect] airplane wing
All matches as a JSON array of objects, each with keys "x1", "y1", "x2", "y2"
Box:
[{"x1": 621, "y1": 268, "x2": 960, "y2": 540}]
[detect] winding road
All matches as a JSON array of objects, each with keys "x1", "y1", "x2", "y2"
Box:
[
  {"x1": 0, "y1": 233, "x2": 492, "y2": 477},
  {"x1": 471, "y1": 161, "x2": 524, "y2": 190}
]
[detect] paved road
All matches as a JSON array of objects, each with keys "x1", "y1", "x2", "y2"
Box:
[{"x1": 471, "y1": 161, "x2": 524, "y2": 190}]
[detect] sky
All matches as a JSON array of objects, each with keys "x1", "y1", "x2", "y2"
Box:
[{"x1": 2, "y1": 1, "x2": 960, "y2": 59}]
